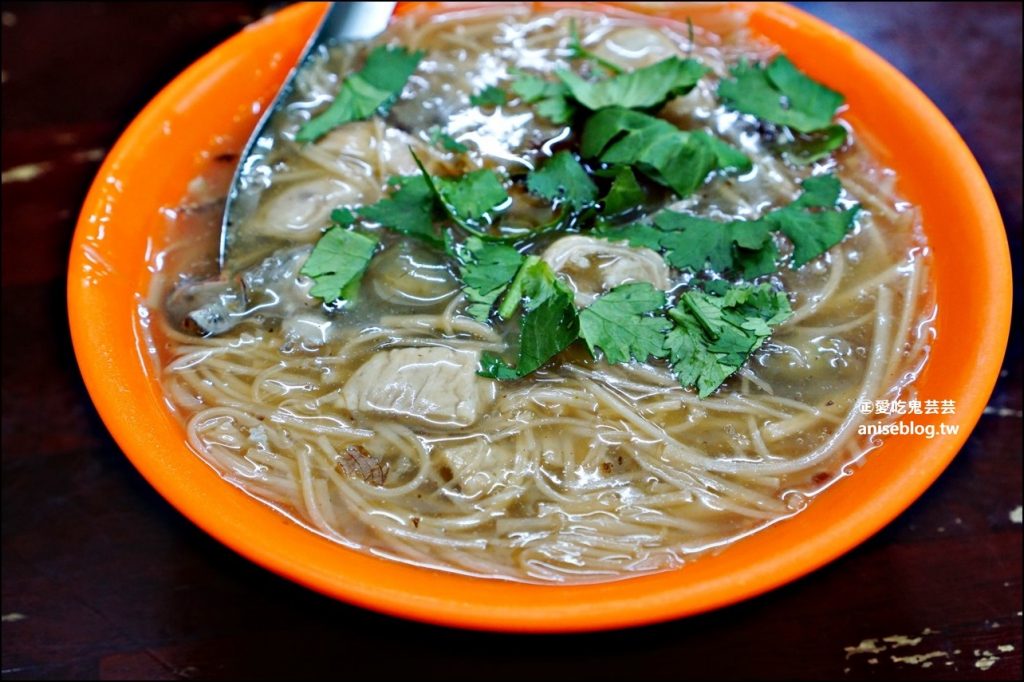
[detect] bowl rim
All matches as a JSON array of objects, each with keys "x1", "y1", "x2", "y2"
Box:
[{"x1": 68, "y1": 1, "x2": 1012, "y2": 632}]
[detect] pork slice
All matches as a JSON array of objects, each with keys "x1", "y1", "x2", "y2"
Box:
[
  {"x1": 438, "y1": 439, "x2": 511, "y2": 498},
  {"x1": 541, "y1": 235, "x2": 670, "y2": 306},
  {"x1": 341, "y1": 347, "x2": 495, "y2": 428}
]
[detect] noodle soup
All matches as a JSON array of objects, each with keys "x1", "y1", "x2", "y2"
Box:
[{"x1": 146, "y1": 5, "x2": 933, "y2": 583}]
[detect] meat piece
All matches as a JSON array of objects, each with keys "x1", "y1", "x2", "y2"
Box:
[
  {"x1": 540, "y1": 235, "x2": 670, "y2": 306},
  {"x1": 437, "y1": 439, "x2": 512, "y2": 497},
  {"x1": 281, "y1": 313, "x2": 334, "y2": 349},
  {"x1": 245, "y1": 122, "x2": 432, "y2": 244},
  {"x1": 316, "y1": 121, "x2": 424, "y2": 179},
  {"x1": 173, "y1": 246, "x2": 318, "y2": 337},
  {"x1": 239, "y1": 245, "x2": 317, "y2": 314},
  {"x1": 250, "y1": 178, "x2": 367, "y2": 244},
  {"x1": 167, "y1": 279, "x2": 244, "y2": 336},
  {"x1": 341, "y1": 347, "x2": 495, "y2": 428},
  {"x1": 590, "y1": 27, "x2": 680, "y2": 69}
]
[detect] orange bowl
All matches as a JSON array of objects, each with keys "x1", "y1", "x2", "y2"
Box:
[{"x1": 68, "y1": 1, "x2": 1012, "y2": 631}]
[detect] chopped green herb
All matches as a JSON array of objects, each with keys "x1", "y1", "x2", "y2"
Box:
[
  {"x1": 556, "y1": 56, "x2": 707, "y2": 111},
  {"x1": 409, "y1": 152, "x2": 509, "y2": 237},
  {"x1": 330, "y1": 208, "x2": 357, "y2": 226},
  {"x1": 470, "y1": 85, "x2": 508, "y2": 107},
  {"x1": 510, "y1": 72, "x2": 575, "y2": 124},
  {"x1": 300, "y1": 227, "x2": 379, "y2": 304},
  {"x1": 665, "y1": 283, "x2": 792, "y2": 397},
  {"x1": 691, "y1": 131, "x2": 754, "y2": 173},
  {"x1": 771, "y1": 174, "x2": 859, "y2": 266},
  {"x1": 297, "y1": 46, "x2": 424, "y2": 142},
  {"x1": 435, "y1": 169, "x2": 509, "y2": 224},
  {"x1": 480, "y1": 259, "x2": 579, "y2": 379},
  {"x1": 428, "y1": 126, "x2": 469, "y2": 153},
  {"x1": 594, "y1": 222, "x2": 664, "y2": 250},
  {"x1": 581, "y1": 107, "x2": 747, "y2": 196},
  {"x1": 718, "y1": 55, "x2": 844, "y2": 133},
  {"x1": 526, "y1": 151, "x2": 598, "y2": 210},
  {"x1": 654, "y1": 212, "x2": 777, "y2": 278},
  {"x1": 453, "y1": 237, "x2": 524, "y2": 321},
  {"x1": 359, "y1": 175, "x2": 444, "y2": 248},
  {"x1": 579, "y1": 282, "x2": 670, "y2": 364},
  {"x1": 496, "y1": 256, "x2": 566, "y2": 319},
  {"x1": 601, "y1": 173, "x2": 857, "y2": 276},
  {"x1": 785, "y1": 124, "x2": 848, "y2": 165},
  {"x1": 601, "y1": 166, "x2": 646, "y2": 216}
]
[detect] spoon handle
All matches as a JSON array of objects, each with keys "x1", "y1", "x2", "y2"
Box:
[{"x1": 219, "y1": 1, "x2": 397, "y2": 271}]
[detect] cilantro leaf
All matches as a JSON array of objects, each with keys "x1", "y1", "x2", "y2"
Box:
[
  {"x1": 785, "y1": 124, "x2": 847, "y2": 165},
  {"x1": 691, "y1": 131, "x2": 754, "y2": 173},
  {"x1": 478, "y1": 354, "x2": 522, "y2": 380},
  {"x1": 579, "y1": 282, "x2": 670, "y2": 364},
  {"x1": 428, "y1": 126, "x2": 469, "y2": 153},
  {"x1": 359, "y1": 175, "x2": 444, "y2": 248},
  {"x1": 470, "y1": 85, "x2": 508, "y2": 107},
  {"x1": 601, "y1": 166, "x2": 646, "y2": 216},
  {"x1": 510, "y1": 73, "x2": 575, "y2": 124},
  {"x1": 300, "y1": 227, "x2": 378, "y2": 303},
  {"x1": 718, "y1": 55, "x2": 844, "y2": 133},
  {"x1": 480, "y1": 258, "x2": 580, "y2": 379},
  {"x1": 666, "y1": 283, "x2": 792, "y2": 397},
  {"x1": 653, "y1": 212, "x2": 776, "y2": 278},
  {"x1": 480, "y1": 282, "x2": 579, "y2": 379},
  {"x1": 434, "y1": 169, "x2": 509, "y2": 224},
  {"x1": 297, "y1": 46, "x2": 424, "y2": 142},
  {"x1": 407, "y1": 152, "x2": 509, "y2": 238},
  {"x1": 616, "y1": 173, "x2": 857, "y2": 276},
  {"x1": 496, "y1": 255, "x2": 569, "y2": 319},
  {"x1": 581, "y1": 107, "x2": 748, "y2": 197},
  {"x1": 789, "y1": 172, "x2": 842, "y2": 208},
  {"x1": 594, "y1": 222, "x2": 665, "y2": 250},
  {"x1": 330, "y1": 208, "x2": 357, "y2": 226},
  {"x1": 555, "y1": 56, "x2": 707, "y2": 111},
  {"x1": 768, "y1": 174, "x2": 859, "y2": 266},
  {"x1": 452, "y1": 237, "x2": 524, "y2": 321},
  {"x1": 526, "y1": 151, "x2": 598, "y2": 210}
]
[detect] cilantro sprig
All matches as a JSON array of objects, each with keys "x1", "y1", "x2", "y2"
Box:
[
  {"x1": 510, "y1": 73, "x2": 575, "y2": 125},
  {"x1": 511, "y1": 53, "x2": 707, "y2": 126},
  {"x1": 300, "y1": 213, "x2": 379, "y2": 304},
  {"x1": 297, "y1": 46, "x2": 424, "y2": 143},
  {"x1": 579, "y1": 282, "x2": 671, "y2": 364},
  {"x1": 556, "y1": 56, "x2": 707, "y2": 111},
  {"x1": 479, "y1": 258, "x2": 579, "y2": 379},
  {"x1": 582, "y1": 107, "x2": 750, "y2": 197},
  {"x1": 452, "y1": 237, "x2": 525, "y2": 322},
  {"x1": 718, "y1": 55, "x2": 843, "y2": 133},
  {"x1": 470, "y1": 85, "x2": 508, "y2": 108},
  {"x1": 666, "y1": 283, "x2": 792, "y2": 397},
  {"x1": 718, "y1": 55, "x2": 847, "y2": 160},
  {"x1": 599, "y1": 174, "x2": 859, "y2": 276},
  {"x1": 526, "y1": 151, "x2": 598, "y2": 211},
  {"x1": 359, "y1": 175, "x2": 444, "y2": 248}
]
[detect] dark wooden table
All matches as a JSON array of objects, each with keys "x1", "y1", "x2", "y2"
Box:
[{"x1": 2, "y1": 2, "x2": 1021, "y2": 679}]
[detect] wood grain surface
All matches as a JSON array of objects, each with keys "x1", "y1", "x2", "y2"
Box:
[{"x1": 2, "y1": 2, "x2": 1021, "y2": 679}]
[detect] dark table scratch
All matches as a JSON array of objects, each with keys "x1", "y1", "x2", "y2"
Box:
[{"x1": 2, "y1": 2, "x2": 1020, "y2": 680}]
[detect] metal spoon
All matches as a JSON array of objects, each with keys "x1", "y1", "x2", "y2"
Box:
[{"x1": 218, "y1": 1, "x2": 397, "y2": 271}]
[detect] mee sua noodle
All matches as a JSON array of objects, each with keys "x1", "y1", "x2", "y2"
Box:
[{"x1": 146, "y1": 5, "x2": 934, "y2": 583}]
